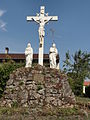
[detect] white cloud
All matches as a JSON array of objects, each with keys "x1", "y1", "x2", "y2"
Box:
[
  {"x1": 0, "y1": 9, "x2": 7, "y2": 31},
  {"x1": 0, "y1": 20, "x2": 7, "y2": 31},
  {"x1": 0, "y1": 10, "x2": 6, "y2": 17}
]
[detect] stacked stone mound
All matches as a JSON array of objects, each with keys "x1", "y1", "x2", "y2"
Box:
[{"x1": 0, "y1": 65, "x2": 75, "y2": 108}]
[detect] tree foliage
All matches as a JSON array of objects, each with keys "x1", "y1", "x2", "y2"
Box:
[
  {"x1": 63, "y1": 50, "x2": 90, "y2": 96},
  {"x1": 0, "y1": 60, "x2": 24, "y2": 97}
]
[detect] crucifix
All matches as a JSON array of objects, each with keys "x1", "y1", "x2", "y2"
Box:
[{"x1": 27, "y1": 6, "x2": 58, "y2": 66}]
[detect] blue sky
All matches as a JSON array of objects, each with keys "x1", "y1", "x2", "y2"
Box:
[{"x1": 0, "y1": 0, "x2": 90, "y2": 68}]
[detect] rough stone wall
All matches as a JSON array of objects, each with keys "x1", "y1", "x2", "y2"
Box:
[{"x1": 0, "y1": 65, "x2": 75, "y2": 108}]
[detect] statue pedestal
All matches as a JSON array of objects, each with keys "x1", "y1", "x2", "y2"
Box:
[{"x1": 0, "y1": 65, "x2": 75, "y2": 108}]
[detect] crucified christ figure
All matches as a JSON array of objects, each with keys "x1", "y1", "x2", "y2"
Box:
[{"x1": 27, "y1": 6, "x2": 58, "y2": 66}]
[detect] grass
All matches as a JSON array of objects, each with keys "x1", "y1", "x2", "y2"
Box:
[
  {"x1": 76, "y1": 96, "x2": 90, "y2": 110},
  {"x1": 0, "y1": 107, "x2": 29, "y2": 116},
  {"x1": 0, "y1": 97, "x2": 89, "y2": 119},
  {"x1": 76, "y1": 96, "x2": 90, "y2": 120},
  {"x1": 0, "y1": 106, "x2": 87, "y2": 120},
  {"x1": 40, "y1": 106, "x2": 84, "y2": 116},
  {"x1": 76, "y1": 96, "x2": 90, "y2": 104}
]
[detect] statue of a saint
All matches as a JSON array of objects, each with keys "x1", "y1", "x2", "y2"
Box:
[
  {"x1": 25, "y1": 43, "x2": 33, "y2": 68},
  {"x1": 49, "y1": 43, "x2": 58, "y2": 69}
]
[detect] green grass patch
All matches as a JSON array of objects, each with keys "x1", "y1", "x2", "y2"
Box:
[
  {"x1": 0, "y1": 107, "x2": 29, "y2": 116},
  {"x1": 76, "y1": 97, "x2": 90, "y2": 104},
  {"x1": 38, "y1": 106, "x2": 83, "y2": 116},
  {"x1": 0, "y1": 106, "x2": 88, "y2": 120}
]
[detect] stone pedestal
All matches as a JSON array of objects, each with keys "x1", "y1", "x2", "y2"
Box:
[{"x1": 0, "y1": 65, "x2": 75, "y2": 108}]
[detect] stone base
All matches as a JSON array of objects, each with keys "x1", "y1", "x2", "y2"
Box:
[{"x1": 0, "y1": 65, "x2": 75, "y2": 108}]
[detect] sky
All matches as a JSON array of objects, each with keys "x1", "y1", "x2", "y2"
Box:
[{"x1": 0, "y1": 0, "x2": 90, "y2": 68}]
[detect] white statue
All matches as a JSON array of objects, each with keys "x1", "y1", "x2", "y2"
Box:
[
  {"x1": 25, "y1": 43, "x2": 33, "y2": 68},
  {"x1": 49, "y1": 43, "x2": 59, "y2": 69},
  {"x1": 27, "y1": 6, "x2": 58, "y2": 66}
]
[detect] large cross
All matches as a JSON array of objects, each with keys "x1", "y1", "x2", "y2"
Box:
[{"x1": 27, "y1": 6, "x2": 58, "y2": 66}]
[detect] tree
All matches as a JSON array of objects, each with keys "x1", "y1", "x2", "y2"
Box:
[
  {"x1": 0, "y1": 60, "x2": 25, "y2": 97},
  {"x1": 63, "y1": 50, "x2": 90, "y2": 96}
]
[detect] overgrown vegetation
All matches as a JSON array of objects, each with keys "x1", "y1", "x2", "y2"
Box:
[
  {"x1": 0, "y1": 97, "x2": 89, "y2": 119},
  {"x1": 0, "y1": 106, "x2": 84, "y2": 116},
  {"x1": 63, "y1": 50, "x2": 90, "y2": 96},
  {"x1": 0, "y1": 105, "x2": 88, "y2": 120},
  {"x1": 0, "y1": 107, "x2": 29, "y2": 116},
  {"x1": 0, "y1": 60, "x2": 24, "y2": 97},
  {"x1": 76, "y1": 96, "x2": 90, "y2": 105}
]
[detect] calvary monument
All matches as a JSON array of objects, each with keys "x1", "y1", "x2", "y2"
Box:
[
  {"x1": 0, "y1": 6, "x2": 75, "y2": 113},
  {"x1": 27, "y1": 6, "x2": 58, "y2": 66}
]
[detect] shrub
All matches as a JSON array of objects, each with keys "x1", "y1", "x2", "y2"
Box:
[{"x1": 0, "y1": 61, "x2": 24, "y2": 97}]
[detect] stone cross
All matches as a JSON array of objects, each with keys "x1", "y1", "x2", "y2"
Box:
[{"x1": 27, "y1": 6, "x2": 58, "y2": 66}]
